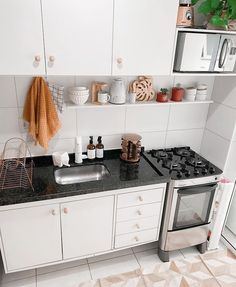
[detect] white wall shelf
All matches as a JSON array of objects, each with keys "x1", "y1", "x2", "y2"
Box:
[{"x1": 66, "y1": 100, "x2": 213, "y2": 109}]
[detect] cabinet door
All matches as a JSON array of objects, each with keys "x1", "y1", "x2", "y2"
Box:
[
  {"x1": 0, "y1": 204, "x2": 62, "y2": 272},
  {"x1": 41, "y1": 0, "x2": 113, "y2": 75},
  {"x1": 113, "y1": 0, "x2": 178, "y2": 75},
  {"x1": 61, "y1": 196, "x2": 114, "y2": 259},
  {"x1": 0, "y1": 0, "x2": 45, "y2": 75}
]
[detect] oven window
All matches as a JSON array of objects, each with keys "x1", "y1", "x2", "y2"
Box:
[{"x1": 173, "y1": 184, "x2": 217, "y2": 230}]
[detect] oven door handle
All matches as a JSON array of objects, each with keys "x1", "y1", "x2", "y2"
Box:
[{"x1": 178, "y1": 184, "x2": 217, "y2": 195}]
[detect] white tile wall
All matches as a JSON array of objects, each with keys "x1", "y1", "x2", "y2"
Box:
[
  {"x1": 0, "y1": 77, "x2": 17, "y2": 107},
  {"x1": 200, "y1": 76, "x2": 236, "y2": 177},
  {"x1": 200, "y1": 129, "x2": 231, "y2": 170},
  {"x1": 166, "y1": 129, "x2": 204, "y2": 153},
  {"x1": 168, "y1": 104, "x2": 209, "y2": 130},
  {"x1": 0, "y1": 75, "x2": 214, "y2": 156},
  {"x1": 0, "y1": 108, "x2": 21, "y2": 143},
  {"x1": 211, "y1": 76, "x2": 236, "y2": 109},
  {"x1": 125, "y1": 105, "x2": 169, "y2": 133},
  {"x1": 206, "y1": 103, "x2": 236, "y2": 141}
]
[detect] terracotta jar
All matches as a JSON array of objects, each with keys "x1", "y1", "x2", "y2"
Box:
[{"x1": 171, "y1": 87, "x2": 184, "y2": 102}]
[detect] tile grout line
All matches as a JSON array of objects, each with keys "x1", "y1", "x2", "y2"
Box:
[
  {"x1": 131, "y1": 248, "x2": 141, "y2": 269},
  {"x1": 86, "y1": 258, "x2": 93, "y2": 281}
]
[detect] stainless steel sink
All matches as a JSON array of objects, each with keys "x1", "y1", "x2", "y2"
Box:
[{"x1": 54, "y1": 164, "x2": 110, "y2": 185}]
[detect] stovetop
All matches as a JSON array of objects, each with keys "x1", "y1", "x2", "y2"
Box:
[{"x1": 142, "y1": 146, "x2": 222, "y2": 180}]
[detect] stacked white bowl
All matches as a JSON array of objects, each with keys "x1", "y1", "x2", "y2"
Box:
[
  {"x1": 69, "y1": 87, "x2": 89, "y2": 105},
  {"x1": 196, "y1": 84, "x2": 207, "y2": 101},
  {"x1": 185, "y1": 87, "x2": 197, "y2": 101}
]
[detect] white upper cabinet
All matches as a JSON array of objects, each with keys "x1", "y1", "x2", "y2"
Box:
[
  {"x1": 0, "y1": 0, "x2": 45, "y2": 75},
  {"x1": 112, "y1": 0, "x2": 179, "y2": 75},
  {"x1": 41, "y1": 0, "x2": 113, "y2": 75}
]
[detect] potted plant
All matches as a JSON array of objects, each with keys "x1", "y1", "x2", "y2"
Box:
[
  {"x1": 192, "y1": 0, "x2": 236, "y2": 30},
  {"x1": 156, "y1": 88, "x2": 169, "y2": 102}
]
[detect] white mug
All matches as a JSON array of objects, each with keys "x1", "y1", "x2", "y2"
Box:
[{"x1": 98, "y1": 91, "x2": 110, "y2": 104}]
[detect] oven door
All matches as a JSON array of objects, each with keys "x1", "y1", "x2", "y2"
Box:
[{"x1": 168, "y1": 184, "x2": 217, "y2": 231}]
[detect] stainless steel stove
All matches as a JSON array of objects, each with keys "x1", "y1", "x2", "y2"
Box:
[{"x1": 143, "y1": 146, "x2": 222, "y2": 262}]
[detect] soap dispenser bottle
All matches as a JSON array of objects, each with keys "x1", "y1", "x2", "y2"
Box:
[
  {"x1": 87, "y1": 136, "x2": 95, "y2": 160},
  {"x1": 96, "y1": 136, "x2": 104, "y2": 159}
]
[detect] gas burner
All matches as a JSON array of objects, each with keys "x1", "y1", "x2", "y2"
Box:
[
  {"x1": 186, "y1": 157, "x2": 206, "y2": 168},
  {"x1": 173, "y1": 147, "x2": 191, "y2": 157},
  {"x1": 150, "y1": 149, "x2": 173, "y2": 160}
]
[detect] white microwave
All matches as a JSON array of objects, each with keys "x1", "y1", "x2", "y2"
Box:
[{"x1": 174, "y1": 31, "x2": 236, "y2": 73}]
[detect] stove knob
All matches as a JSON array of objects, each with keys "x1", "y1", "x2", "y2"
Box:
[
  {"x1": 194, "y1": 169, "x2": 200, "y2": 175},
  {"x1": 177, "y1": 171, "x2": 183, "y2": 178},
  {"x1": 202, "y1": 168, "x2": 208, "y2": 175},
  {"x1": 185, "y1": 170, "x2": 191, "y2": 177},
  {"x1": 209, "y1": 167, "x2": 215, "y2": 174}
]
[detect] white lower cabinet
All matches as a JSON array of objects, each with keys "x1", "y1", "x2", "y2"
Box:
[
  {"x1": 0, "y1": 184, "x2": 166, "y2": 273},
  {"x1": 0, "y1": 204, "x2": 62, "y2": 271},
  {"x1": 61, "y1": 196, "x2": 114, "y2": 259}
]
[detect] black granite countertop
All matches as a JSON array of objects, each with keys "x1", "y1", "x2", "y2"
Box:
[{"x1": 0, "y1": 150, "x2": 170, "y2": 206}]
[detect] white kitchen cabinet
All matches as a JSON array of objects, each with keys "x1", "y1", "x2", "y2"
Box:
[
  {"x1": 41, "y1": 0, "x2": 113, "y2": 75},
  {"x1": 0, "y1": 204, "x2": 62, "y2": 271},
  {"x1": 112, "y1": 0, "x2": 178, "y2": 75},
  {"x1": 0, "y1": 0, "x2": 45, "y2": 75},
  {"x1": 61, "y1": 196, "x2": 114, "y2": 259}
]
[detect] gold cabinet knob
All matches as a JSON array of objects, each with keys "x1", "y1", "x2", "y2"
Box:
[
  {"x1": 136, "y1": 224, "x2": 140, "y2": 229},
  {"x1": 117, "y1": 57, "x2": 123, "y2": 64},
  {"x1": 138, "y1": 196, "x2": 143, "y2": 202},
  {"x1": 49, "y1": 55, "x2": 55, "y2": 62},
  {"x1": 34, "y1": 55, "x2": 41, "y2": 62},
  {"x1": 51, "y1": 209, "x2": 56, "y2": 216},
  {"x1": 137, "y1": 210, "x2": 142, "y2": 216},
  {"x1": 63, "y1": 208, "x2": 69, "y2": 214}
]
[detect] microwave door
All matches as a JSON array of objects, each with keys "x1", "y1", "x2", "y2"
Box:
[
  {"x1": 174, "y1": 33, "x2": 220, "y2": 72},
  {"x1": 214, "y1": 35, "x2": 236, "y2": 72}
]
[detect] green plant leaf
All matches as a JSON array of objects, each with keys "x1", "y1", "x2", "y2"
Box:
[
  {"x1": 198, "y1": 0, "x2": 213, "y2": 15},
  {"x1": 211, "y1": 0, "x2": 220, "y2": 9},
  {"x1": 191, "y1": 0, "x2": 200, "y2": 5},
  {"x1": 228, "y1": 0, "x2": 236, "y2": 19},
  {"x1": 210, "y1": 14, "x2": 228, "y2": 27}
]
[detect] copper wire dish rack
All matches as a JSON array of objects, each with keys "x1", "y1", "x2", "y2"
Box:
[{"x1": 0, "y1": 138, "x2": 34, "y2": 191}]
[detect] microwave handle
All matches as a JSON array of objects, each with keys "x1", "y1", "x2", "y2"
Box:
[{"x1": 219, "y1": 39, "x2": 229, "y2": 68}]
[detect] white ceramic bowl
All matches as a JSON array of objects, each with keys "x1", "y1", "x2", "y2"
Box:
[
  {"x1": 69, "y1": 92, "x2": 89, "y2": 105},
  {"x1": 69, "y1": 87, "x2": 89, "y2": 96}
]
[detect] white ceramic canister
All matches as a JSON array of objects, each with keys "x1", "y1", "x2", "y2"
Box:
[
  {"x1": 196, "y1": 84, "x2": 207, "y2": 101},
  {"x1": 185, "y1": 87, "x2": 197, "y2": 101},
  {"x1": 109, "y1": 78, "x2": 126, "y2": 104}
]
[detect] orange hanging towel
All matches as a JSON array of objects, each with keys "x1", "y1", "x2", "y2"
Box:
[{"x1": 23, "y1": 77, "x2": 61, "y2": 150}]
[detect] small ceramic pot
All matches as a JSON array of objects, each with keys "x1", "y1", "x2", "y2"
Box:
[
  {"x1": 171, "y1": 87, "x2": 184, "y2": 102},
  {"x1": 156, "y1": 92, "x2": 168, "y2": 103}
]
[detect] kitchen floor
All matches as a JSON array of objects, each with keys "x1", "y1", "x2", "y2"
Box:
[{"x1": 0, "y1": 241, "x2": 226, "y2": 287}]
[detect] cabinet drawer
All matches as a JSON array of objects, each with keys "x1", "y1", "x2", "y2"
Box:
[
  {"x1": 117, "y1": 188, "x2": 164, "y2": 208},
  {"x1": 116, "y1": 202, "x2": 161, "y2": 222},
  {"x1": 116, "y1": 217, "x2": 159, "y2": 235},
  {"x1": 115, "y1": 229, "x2": 157, "y2": 249}
]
